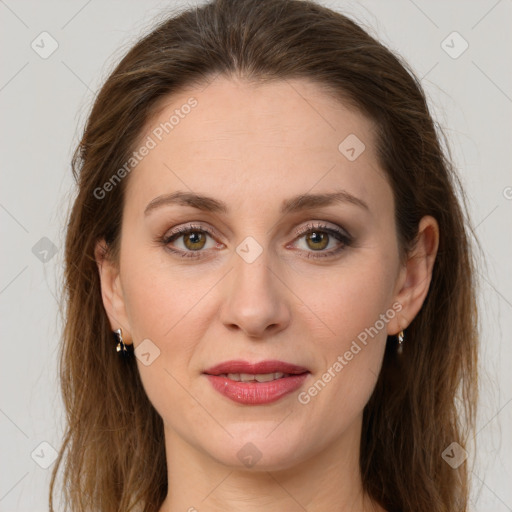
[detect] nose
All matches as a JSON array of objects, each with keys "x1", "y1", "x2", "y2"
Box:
[{"x1": 219, "y1": 248, "x2": 291, "y2": 339}]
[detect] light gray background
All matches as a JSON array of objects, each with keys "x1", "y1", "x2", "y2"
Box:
[{"x1": 0, "y1": 0, "x2": 510, "y2": 510}]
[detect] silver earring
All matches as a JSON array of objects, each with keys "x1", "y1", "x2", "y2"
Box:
[
  {"x1": 114, "y1": 328, "x2": 129, "y2": 355},
  {"x1": 397, "y1": 330, "x2": 404, "y2": 354}
]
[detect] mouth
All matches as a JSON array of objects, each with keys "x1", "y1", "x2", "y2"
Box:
[{"x1": 203, "y1": 360, "x2": 310, "y2": 405}]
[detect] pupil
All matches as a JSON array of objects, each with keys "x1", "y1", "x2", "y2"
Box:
[{"x1": 311, "y1": 232, "x2": 323, "y2": 243}]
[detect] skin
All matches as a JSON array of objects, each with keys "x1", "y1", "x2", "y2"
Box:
[{"x1": 95, "y1": 76, "x2": 439, "y2": 512}]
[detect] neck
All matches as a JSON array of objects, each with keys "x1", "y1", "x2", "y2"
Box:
[{"x1": 158, "y1": 415, "x2": 384, "y2": 512}]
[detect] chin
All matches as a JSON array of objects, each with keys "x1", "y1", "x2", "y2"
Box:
[{"x1": 203, "y1": 427, "x2": 310, "y2": 472}]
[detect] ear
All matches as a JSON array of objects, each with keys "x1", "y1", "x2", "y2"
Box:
[
  {"x1": 387, "y1": 215, "x2": 439, "y2": 335},
  {"x1": 94, "y1": 239, "x2": 133, "y2": 345}
]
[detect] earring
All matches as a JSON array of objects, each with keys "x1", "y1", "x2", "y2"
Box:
[
  {"x1": 397, "y1": 330, "x2": 405, "y2": 355},
  {"x1": 114, "y1": 328, "x2": 129, "y2": 355}
]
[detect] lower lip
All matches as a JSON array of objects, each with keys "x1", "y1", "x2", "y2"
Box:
[{"x1": 205, "y1": 373, "x2": 309, "y2": 405}]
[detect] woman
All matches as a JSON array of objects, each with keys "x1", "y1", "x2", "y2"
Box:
[{"x1": 49, "y1": 0, "x2": 478, "y2": 510}]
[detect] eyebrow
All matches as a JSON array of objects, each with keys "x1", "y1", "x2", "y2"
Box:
[{"x1": 144, "y1": 189, "x2": 369, "y2": 216}]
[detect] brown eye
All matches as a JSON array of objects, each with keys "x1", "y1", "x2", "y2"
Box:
[
  {"x1": 305, "y1": 231, "x2": 329, "y2": 251},
  {"x1": 182, "y1": 231, "x2": 207, "y2": 251},
  {"x1": 291, "y1": 222, "x2": 352, "y2": 259},
  {"x1": 161, "y1": 224, "x2": 220, "y2": 259}
]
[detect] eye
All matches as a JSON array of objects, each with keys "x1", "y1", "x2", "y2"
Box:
[
  {"x1": 160, "y1": 224, "x2": 221, "y2": 258},
  {"x1": 290, "y1": 222, "x2": 352, "y2": 259}
]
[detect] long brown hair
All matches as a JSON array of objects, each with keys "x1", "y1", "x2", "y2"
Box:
[{"x1": 50, "y1": 1, "x2": 479, "y2": 510}]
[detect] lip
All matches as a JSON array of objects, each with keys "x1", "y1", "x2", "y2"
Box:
[
  {"x1": 203, "y1": 360, "x2": 310, "y2": 405},
  {"x1": 204, "y1": 359, "x2": 309, "y2": 376}
]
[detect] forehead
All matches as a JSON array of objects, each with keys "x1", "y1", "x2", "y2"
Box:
[{"x1": 125, "y1": 76, "x2": 389, "y2": 215}]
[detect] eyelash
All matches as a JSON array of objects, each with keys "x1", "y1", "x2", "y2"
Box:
[{"x1": 159, "y1": 222, "x2": 353, "y2": 260}]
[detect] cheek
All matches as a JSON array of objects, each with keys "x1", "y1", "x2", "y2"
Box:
[
  {"x1": 120, "y1": 244, "x2": 214, "y2": 343},
  {"x1": 119, "y1": 252, "x2": 214, "y2": 419},
  {"x1": 294, "y1": 256, "x2": 395, "y2": 414},
  {"x1": 296, "y1": 255, "x2": 396, "y2": 345}
]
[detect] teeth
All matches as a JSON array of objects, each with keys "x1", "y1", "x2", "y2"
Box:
[
  {"x1": 254, "y1": 372, "x2": 285, "y2": 382},
  {"x1": 222, "y1": 372, "x2": 286, "y2": 382}
]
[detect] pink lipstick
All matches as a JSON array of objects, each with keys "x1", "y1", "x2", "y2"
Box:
[{"x1": 203, "y1": 360, "x2": 310, "y2": 405}]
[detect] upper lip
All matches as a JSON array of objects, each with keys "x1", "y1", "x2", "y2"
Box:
[{"x1": 203, "y1": 360, "x2": 310, "y2": 376}]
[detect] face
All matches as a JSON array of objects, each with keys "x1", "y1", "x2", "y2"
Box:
[{"x1": 100, "y1": 76, "x2": 412, "y2": 470}]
